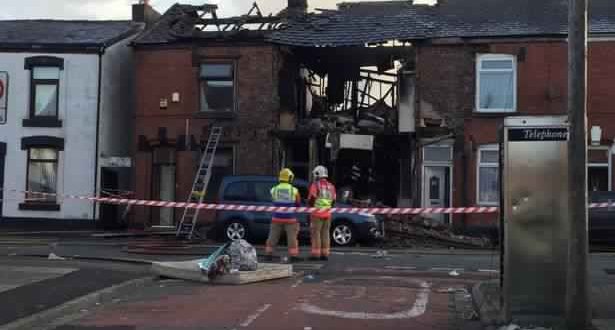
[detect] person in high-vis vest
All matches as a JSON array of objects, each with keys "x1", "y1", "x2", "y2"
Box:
[
  {"x1": 308, "y1": 165, "x2": 336, "y2": 261},
  {"x1": 265, "y1": 168, "x2": 302, "y2": 262}
]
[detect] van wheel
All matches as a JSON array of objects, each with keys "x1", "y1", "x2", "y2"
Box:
[
  {"x1": 225, "y1": 220, "x2": 248, "y2": 241},
  {"x1": 331, "y1": 221, "x2": 356, "y2": 246}
]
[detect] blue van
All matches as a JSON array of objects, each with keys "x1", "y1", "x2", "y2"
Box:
[{"x1": 212, "y1": 176, "x2": 384, "y2": 246}]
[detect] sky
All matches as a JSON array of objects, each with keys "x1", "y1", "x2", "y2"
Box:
[{"x1": 0, "y1": 0, "x2": 435, "y2": 20}]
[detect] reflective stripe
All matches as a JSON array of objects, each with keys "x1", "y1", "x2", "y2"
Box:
[
  {"x1": 288, "y1": 247, "x2": 299, "y2": 256},
  {"x1": 314, "y1": 180, "x2": 334, "y2": 212},
  {"x1": 271, "y1": 183, "x2": 298, "y2": 219}
]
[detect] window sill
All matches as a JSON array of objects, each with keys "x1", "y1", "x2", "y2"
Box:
[
  {"x1": 19, "y1": 202, "x2": 61, "y2": 211},
  {"x1": 194, "y1": 111, "x2": 237, "y2": 120},
  {"x1": 472, "y1": 111, "x2": 517, "y2": 118},
  {"x1": 23, "y1": 117, "x2": 63, "y2": 128}
]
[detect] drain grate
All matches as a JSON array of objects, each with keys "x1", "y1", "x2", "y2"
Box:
[{"x1": 604, "y1": 269, "x2": 615, "y2": 275}]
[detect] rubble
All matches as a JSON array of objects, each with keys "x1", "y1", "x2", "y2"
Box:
[{"x1": 382, "y1": 215, "x2": 494, "y2": 249}]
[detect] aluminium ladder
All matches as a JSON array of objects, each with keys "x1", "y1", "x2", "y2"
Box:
[{"x1": 176, "y1": 126, "x2": 223, "y2": 240}]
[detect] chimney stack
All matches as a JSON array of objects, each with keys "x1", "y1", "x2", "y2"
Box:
[
  {"x1": 132, "y1": 0, "x2": 161, "y2": 26},
  {"x1": 287, "y1": 0, "x2": 308, "y2": 18}
]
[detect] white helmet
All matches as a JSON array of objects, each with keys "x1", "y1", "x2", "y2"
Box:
[{"x1": 313, "y1": 165, "x2": 328, "y2": 179}]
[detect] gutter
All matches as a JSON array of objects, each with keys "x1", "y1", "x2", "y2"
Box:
[{"x1": 92, "y1": 46, "x2": 105, "y2": 223}]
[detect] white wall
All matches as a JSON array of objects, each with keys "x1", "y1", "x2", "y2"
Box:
[{"x1": 0, "y1": 52, "x2": 99, "y2": 220}]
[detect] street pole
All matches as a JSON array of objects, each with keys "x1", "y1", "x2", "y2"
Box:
[{"x1": 567, "y1": 0, "x2": 590, "y2": 328}]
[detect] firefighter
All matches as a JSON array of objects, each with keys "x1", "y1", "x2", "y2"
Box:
[
  {"x1": 308, "y1": 165, "x2": 336, "y2": 261},
  {"x1": 265, "y1": 168, "x2": 302, "y2": 262}
]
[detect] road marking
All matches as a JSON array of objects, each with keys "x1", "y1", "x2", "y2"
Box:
[
  {"x1": 385, "y1": 266, "x2": 417, "y2": 270},
  {"x1": 299, "y1": 281, "x2": 430, "y2": 319},
  {"x1": 478, "y1": 269, "x2": 499, "y2": 273},
  {"x1": 430, "y1": 267, "x2": 464, "y2": 272},
  {"x1": 240, "y1": 304, "x2": 272, "y2": 327},
  {"x1": 292, "y1": 278, "x2": 303, "y2": 288}
]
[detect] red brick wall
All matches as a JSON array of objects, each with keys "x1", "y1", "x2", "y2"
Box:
[
  {"x1": 131, "y1": 45, "x2": 282, "y2": 226},
  {"x1": 418, "y1": 40, "x2": 615, "y2": 231}
]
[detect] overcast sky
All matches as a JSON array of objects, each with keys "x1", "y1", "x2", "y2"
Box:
[{"x1": 0, "y1": 0, "x2": 435, "y2": 20}]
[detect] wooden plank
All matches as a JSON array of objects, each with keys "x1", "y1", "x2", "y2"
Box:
[{"x1": 151, "y1": 259, "x2": 292, "y2": 285}]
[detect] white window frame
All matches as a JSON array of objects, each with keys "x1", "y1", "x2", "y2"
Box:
[
  {"x1": 476, "y1": 144, "x2": 499, "y2": 206},
  {"x1": 476, "y1": 54, "x2": 517, "y2": 113}
]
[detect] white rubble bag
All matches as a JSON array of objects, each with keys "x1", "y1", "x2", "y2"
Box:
[{"x1": 228, "y1": 239, "x2": 258, "y2": 272}]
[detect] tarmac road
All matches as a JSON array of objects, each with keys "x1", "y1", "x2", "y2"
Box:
[{"x1": 0, "y1": 235, "x2": 613, "y2": 329}]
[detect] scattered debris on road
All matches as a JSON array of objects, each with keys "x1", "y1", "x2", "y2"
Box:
[
  {"x1": 497, "y1": 325, "x2": 551, "y2": 330},
  {"x1": 48, "y1": 252, "x2": 66, "y2": 260},
  {"x1": 382, "y1": 215, "x2": 494, "y2": 249}
]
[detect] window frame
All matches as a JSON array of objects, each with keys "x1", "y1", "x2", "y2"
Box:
[
  {"x1": 30, "y1": 67, "x2": 60, "y2": 119},
  {"x1": 198, "y1": 62, "x2": 237, "y2": 113},
  {"x1": 476, "y1": 144, "x2": 500, "y2": 206},
  {"x1": 475, "y1": 54, "x2": 517, "y2": 113},
  {"x1": 24, "y1": 147, "x2": 60, "y2": 206}
]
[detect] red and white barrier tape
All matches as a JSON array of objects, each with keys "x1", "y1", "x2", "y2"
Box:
[{"x1": 2, "y1": 189, "x2": 615, "y2": 215}]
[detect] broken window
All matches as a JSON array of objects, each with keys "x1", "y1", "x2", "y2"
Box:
[
  {"x1": 477, "y1": 145, "x2": 499, "y2": 205},
  {"x1": 200, "y1": 63, "x2": 235, "y2": 112},
  {"x1": 476, "y1": 54, "x2": 516, "y2": 113}
]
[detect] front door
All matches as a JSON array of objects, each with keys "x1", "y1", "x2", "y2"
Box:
[
  {"x1": 588, "y1": 166, "x2": 609, "y2": 192},
  {"x1": 157, "y1": 165, "x2": 176, "y2": 226},
  {"x1": 152, "y1": 147, "x2": 176, "y2": 227},
  {"x1": 423, "y1": 166, "x2": 451, "y2": 224}
]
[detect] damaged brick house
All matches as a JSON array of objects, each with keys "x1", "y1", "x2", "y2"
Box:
[
  {"x1": 271, "y1": 0, "x2": 615, "y2": 235},
  {"x1": 131, "y1": 2, "x2": 292, "y2": 228}
]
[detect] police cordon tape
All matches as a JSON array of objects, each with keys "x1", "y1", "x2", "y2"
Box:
[{"x1": 3, "y1": 189, "x2": 615, "y2": 215}]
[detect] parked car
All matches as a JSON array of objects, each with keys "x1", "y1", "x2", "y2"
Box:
[
  {"x1": 212, "y1": 176, "x2": 384, "y2": 246},
  {"x1": 589, "y1": 191, "x2": 615, "y2": 244}
]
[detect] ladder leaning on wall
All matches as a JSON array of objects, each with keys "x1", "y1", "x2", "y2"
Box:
[{"x1": 176, "y1": 126, "x2": 223, "y2": 240}]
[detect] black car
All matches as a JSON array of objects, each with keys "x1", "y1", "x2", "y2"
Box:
[{"x1": 212, "y1": 175, "x2": 384, "y2": 246}]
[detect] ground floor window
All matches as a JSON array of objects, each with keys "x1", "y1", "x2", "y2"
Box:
[
  {"x1": 477, "y1": 145, "x2": 499, "y2": 205},
  {"x1": 26, "y1": 147, "x2": 58, "y2": 203},
  {"x1": 588, "y1": 147, "x2": 611, "y2": 192}
]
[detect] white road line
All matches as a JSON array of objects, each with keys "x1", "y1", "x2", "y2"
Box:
[
  {"x1": 478, "y1": 269, "x2": 499, "y2": 273},
  {"x1": 292, "y1": 278, "x2": 303, "y2": 288},
  {"x1": 299, "y1": 281, "x2": 431, "y2": 320},
  {"x1": 240, "y1": 304, "x2": 272, "y2": 327},
  {"x1": 384, "y1": 266, "x2": 417, "y2": 270},
  {"x1": 430, "y1": 267, "x2": 464, "y2": 272}
]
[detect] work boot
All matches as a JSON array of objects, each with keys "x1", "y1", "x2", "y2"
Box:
[
  {"x1": 320, "y1": 256, "x2": 329, "y2": 261},
  {"x1": 308, "y1": 256, "x2": 321, "y2": 261},
  {"x1": 290, "y1": 256, "x2": 303, "y2": 263},
  {"x1": 264, "y1": 255, "x2": 274, "y2": 262}
]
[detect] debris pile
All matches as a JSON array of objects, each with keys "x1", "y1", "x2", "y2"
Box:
[{"x1": 383, "y1": 215, "x2": 493, "y2": 249}]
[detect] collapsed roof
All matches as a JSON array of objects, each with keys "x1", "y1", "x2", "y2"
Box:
[{"x1": 133, "y1": 3, "x2": 285, "y2": 46}]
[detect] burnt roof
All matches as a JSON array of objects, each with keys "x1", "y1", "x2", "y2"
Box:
[
  {"x1": 133, "y1": 3, "x2": 284, "y2": 46},
  {"x1": 269, "y1": 0, "x2": 615, "y2": 47},
  {"x1": 0, "y1": 20, "x2": 142, "y2": 50}
]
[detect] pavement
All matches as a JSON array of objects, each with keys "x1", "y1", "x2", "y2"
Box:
[{"x1": 471, "y1": 254, "x2": 615, "y2": 330}]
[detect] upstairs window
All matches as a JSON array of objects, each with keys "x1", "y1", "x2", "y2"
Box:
[
  {"x1": 199, "y1": 63, "x2": 235, "y2": 112},
  {"x1": 32, "y1": 67, "x2": 60, "y2": 118},
  {"x1": 476, "y1": 54, "x2": 516, "y2": 113},
  {"x1": 23, "y1": 56, "x2": 64, "y2": 127}
]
